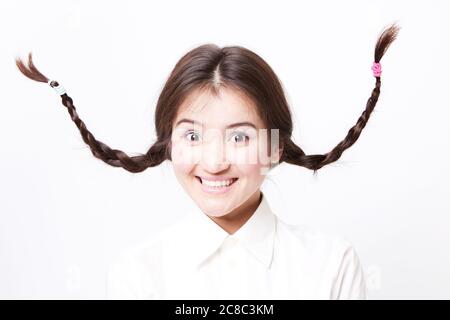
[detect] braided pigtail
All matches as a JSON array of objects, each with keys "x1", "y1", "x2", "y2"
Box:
[
  {"x1": 281, "y1": 23, "x2": 400, "y2": 174},
  {"x1": 16, "y1": 24, "x2": 400, "y2": 175},
  {"x1": 15, "y1": 53, "x2": 167, "y2": 173}
]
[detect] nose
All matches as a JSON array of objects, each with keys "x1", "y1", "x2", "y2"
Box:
[{"x1": 199, "y1": 130, "x2": 230, "y2": 173}]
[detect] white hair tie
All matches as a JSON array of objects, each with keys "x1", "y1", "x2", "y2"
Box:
[{"x1": 47, "y1": 79, "x2": 66, "y2": 96}]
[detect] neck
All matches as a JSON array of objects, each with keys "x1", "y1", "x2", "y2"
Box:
[{"x1": 209, "y1": 190, "x2": 262, "y2": 235}]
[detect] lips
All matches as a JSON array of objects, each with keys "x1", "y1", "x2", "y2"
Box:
[
  {"x1": 195, "y1": 176, "x2": 238, "y2": 185},
  {"x1": 195, "y1": 176, "x2": 239, "y2": 195}
]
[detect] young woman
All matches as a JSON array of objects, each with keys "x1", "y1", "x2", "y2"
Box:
[{"x1": 15, "y1": 23, "x2": 400, "y2": 299}]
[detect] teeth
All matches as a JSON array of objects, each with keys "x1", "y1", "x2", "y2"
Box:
[{"x1": 201, "y1": 178, "x2": 235, "y2": 187}]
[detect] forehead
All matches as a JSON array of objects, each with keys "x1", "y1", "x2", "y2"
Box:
[{"x1": 174, "y1": 86, "x2": 263, "y2": 128}]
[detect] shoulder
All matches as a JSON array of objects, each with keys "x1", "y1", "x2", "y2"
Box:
[
  {"x1": 106, "y1": 216, "x2": 191, "y2": 299},
  {"x1": 276, "y1": 218, "x2": 367, "y2": 299},
  {"x1": 110, "y1": 214, "x2": 191, "y2": 267},
  {"x1": 276, "y1": 218, "x2": 355, "y2": 258}
]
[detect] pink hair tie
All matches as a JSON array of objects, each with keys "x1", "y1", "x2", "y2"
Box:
[{"x1": 371, "y1": 62, "x2": 382, "y2": 77}]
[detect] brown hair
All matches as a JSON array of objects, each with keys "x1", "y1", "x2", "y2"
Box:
[{"x1": 15, "y1": 23, "x2": 400, "y2": 174}]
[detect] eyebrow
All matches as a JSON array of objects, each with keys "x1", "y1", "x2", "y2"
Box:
[{"x1": 175, "y1": 118, "x2": 257, "y2": 129}]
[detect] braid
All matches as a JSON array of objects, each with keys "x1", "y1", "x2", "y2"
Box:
[
  {"x1": 16, "y1": 23, "x2": 400, "y2": 175},
  {"x1": 281, "y1": 23, "x2": 400, "y2": 174},
  {"x1": 15, "y1": 53, "x2": 167, "y2": 173}
]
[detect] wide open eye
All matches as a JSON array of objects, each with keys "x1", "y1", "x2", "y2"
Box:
[
  {"x1": 185, "y1": 130, "x2": 201, "y2": 143},
  {"x1": 230, "y1": 132, "x2": 250, "y2": 145}
]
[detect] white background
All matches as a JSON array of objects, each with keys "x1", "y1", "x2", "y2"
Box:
[{"x1": 0, "y1": 0, "x2": 449, "y2": 299}]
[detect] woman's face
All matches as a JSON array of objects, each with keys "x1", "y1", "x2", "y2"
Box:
[{"x1": 170, "y1": 86, "x2": 280, "y2": 217}]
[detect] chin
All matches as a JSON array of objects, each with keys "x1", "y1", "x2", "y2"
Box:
[{"x1": 195, "y1": 202, "x2": 230, "y2": 217}]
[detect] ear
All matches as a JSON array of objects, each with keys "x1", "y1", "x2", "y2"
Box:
[
  {"x1": 267, "y1": 143, "x2": 283, "y2": 170},
  {"x1": 278, "y1": 143, "x2": 284, "y2": 160}
]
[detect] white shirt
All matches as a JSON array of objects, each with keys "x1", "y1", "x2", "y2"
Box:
[{"x1": 106, "y1": 192, "x2": 367, "y2": 299}]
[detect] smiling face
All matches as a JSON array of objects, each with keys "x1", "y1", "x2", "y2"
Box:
[{"x1": 170, "y1": 86, "x2": 280, "y2": 218}]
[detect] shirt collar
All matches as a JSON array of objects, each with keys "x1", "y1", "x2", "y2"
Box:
[{"x1": 181, "y1": 191, "x2": 276, "y2": 270}]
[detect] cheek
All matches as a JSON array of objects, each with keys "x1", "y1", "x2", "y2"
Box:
[
  {"x1": 234, "y1": 162, "x2": 266, "y2": 184},
  {"x1": 171, "y1": 141, "x2": 199, "y2": 175}
]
